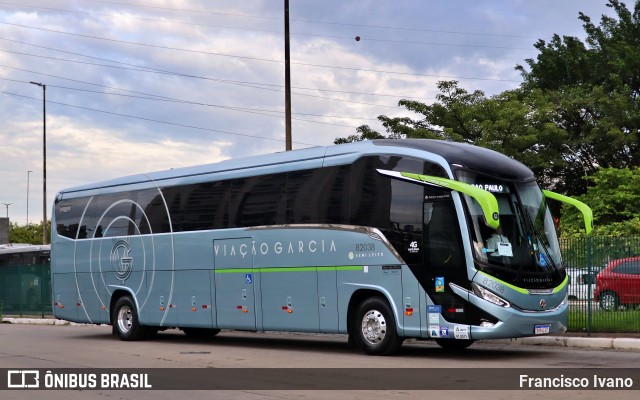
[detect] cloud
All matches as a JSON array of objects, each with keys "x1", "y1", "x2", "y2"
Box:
[{"x1": 0, "y1": 0, "x2": 615, "y2": 226}]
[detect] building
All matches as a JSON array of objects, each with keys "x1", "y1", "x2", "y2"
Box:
[{"x1": 0, "y1": 217, "x2": 9, "y2": 244}]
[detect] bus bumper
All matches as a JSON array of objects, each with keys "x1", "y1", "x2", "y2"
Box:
[
  {"x1": 445, "y1": 283, "x2": 569, "y2": 340},
  {"x1": 467, "y1": 293, "x2": 568, "y2": 340}
]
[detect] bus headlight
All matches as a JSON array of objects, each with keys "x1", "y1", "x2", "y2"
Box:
[{"x1": 472, "y1": 283, "x2": 511, "y2": 308}]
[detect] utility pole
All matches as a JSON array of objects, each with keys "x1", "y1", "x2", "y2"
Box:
[
  {"x1": 30, "y1": 82, "x2": 47, "y2": 244},
  {"x1": 2, "y1": 203, "x2": 12, "y2": 219},
  {"x1": 284, "y1": 0, "x2": 292, "y2": 151},
  {"x1": 27, "y1": 170, "x2": 32, "y2": 224}
]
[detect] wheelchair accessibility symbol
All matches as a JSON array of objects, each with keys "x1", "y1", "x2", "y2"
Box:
[{"x1": 245, "y1": 274, "x2": 253, "y2": 284}]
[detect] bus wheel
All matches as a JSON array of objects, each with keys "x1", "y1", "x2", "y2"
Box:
[
  {"x1": 112, "y1": 296, "x2": 147, "y2": 341},
  {"x1": 351, "y1": 297, "x2": 402, "y2": 355},
  {"x1": 435, "y1": 338, "x2": 474, "y2": 351}
]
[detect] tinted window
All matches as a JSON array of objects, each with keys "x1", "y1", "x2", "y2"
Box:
[
  {"x1": 164, "y1": 181, "x2": 229, "y2": 231},
  {"x1": 287, "y1": 166, "x2": 350, "y2": 225},
  {"x1": 614, "y1": 260, "x2": 640, "y2": 275},
  {"x1": 230, "y1": 174, "x2": 287, "y2": 227},
  {"x1": 56, "y1": 155, "x2": 446, "y2": 238},
  {"x1": 55, "y1": 196, "x2": 90, "y2": 239},
  {"x1": 349, "y1": 155, "x2": 447, "y2": 264},
  {"x1": 0, "y1": 250, "x2": 50, "y2": 266},
  {"x1": 138, "y1": 190, "x2": 172, "y2": 234},
  {"x1": 55, "y1": 189, "x2": 172, "y2": 239}
]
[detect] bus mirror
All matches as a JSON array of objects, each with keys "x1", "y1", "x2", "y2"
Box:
[
  {"x1": 542, "y1": 190, "x2": 593, "y2": 235},
  {"x1": 376, "y1": 169, "x2": 501, "y2": 229}
]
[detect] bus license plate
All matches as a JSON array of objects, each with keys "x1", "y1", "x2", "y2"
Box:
[{"x1": 535, "y1": 324, "x2": 550, "y2": 335}]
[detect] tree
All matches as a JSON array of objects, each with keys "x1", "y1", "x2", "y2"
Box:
[
  {"x1": 9, "y1": 221, "x2": 50, "y2": 245},
  {"x1": 335, "y1": 0, "x2": 640, "y2": 197},
  {"x1": 517, "y1": 0, "x2": 640, "y2": 187},
  {"x1": 561, "y1": 167, "x2": 640, "y2": 236}
]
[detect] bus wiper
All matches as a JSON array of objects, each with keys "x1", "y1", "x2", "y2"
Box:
[{"x1": 516, "y1": 200, "x2": 557, "y2": 271}]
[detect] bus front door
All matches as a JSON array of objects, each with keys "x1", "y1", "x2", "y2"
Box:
[{"x1": 422, "y1": 198, "x2": 470, "y2": 325}]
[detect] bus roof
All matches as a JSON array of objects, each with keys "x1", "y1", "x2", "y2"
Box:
[
  {"x1": 57, "y1": 139, "x2": 533, "y2": 197},
  {"x1": 0, "y1": 244, "x2": 51, "y2": 254}
]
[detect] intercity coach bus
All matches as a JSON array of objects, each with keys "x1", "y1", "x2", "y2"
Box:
[{"x1": 51, "y1": 139, "x2": 592, "y2": 355}]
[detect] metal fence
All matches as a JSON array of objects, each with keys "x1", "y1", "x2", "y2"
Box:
[
  {"x1": 0, "y1": 263, "x2": 51, "y2": 317},
  {"x1": 561, "y1": 236, "x2": 640, "y2": 334}
]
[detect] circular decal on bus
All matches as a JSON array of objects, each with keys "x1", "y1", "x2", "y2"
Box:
[{"x1": 111, "y1": 239, "x2": 133, "y2": 282}]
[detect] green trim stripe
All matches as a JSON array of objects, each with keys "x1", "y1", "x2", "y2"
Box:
[
  {"x1": 478, "y1": 271, "x2": 568, "y2": 294},
  {"x1": 214, "y1": 266, "x2": 363, "y2": 274}
]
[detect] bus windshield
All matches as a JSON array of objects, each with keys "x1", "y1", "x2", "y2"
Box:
[{"x1": 457, "y1": 171, "x2": 563, "y2": 289}]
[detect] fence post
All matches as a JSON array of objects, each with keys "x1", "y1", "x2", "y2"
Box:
[{"x1": 586, "y1": 235, "x2": 592, "y2": 336}]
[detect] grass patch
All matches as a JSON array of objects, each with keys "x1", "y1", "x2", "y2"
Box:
[{"x1": 569, "y1": 307, "x2": 640, "y2": 333}]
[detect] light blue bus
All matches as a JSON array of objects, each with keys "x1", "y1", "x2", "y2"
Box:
[{"x1": 51, "y1": 139, "x2": 592, "y2": 355}]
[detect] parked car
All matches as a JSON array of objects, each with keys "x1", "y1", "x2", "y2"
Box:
[
  {"x1": 566, "y1": 267, "x2": 597, "y2": 300},
  {"x1": 594, "y1": 256, "x2": 640, "y2": 311}
]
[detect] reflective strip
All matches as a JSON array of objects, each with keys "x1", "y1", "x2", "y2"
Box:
[
  {"x1": 477, "y1": 271, "x2": 569, "y2": 295},
  {"x1": 214, "y1": 266, "x2": 363, "y2": 273}
]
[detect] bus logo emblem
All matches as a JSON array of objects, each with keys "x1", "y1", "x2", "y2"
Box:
[{"x1": 111, "y1": 239, "x2": 133, "y2": 281}]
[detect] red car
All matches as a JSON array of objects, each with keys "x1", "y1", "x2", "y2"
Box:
[{"x1": 594, "y1": 256, "x2": 640, "y2": 311}]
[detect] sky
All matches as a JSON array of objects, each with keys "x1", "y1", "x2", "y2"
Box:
[{"x1": 0, "y1": 0, "x2": 616, "y2": 226}]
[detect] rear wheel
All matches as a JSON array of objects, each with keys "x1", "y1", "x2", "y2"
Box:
[
  {"x1": 350, "y1": 297, "x2": 402, "y2": 356},
  {"x1": 112, "y1": 295, "x2": 148, "y2": 341},
  {"x1": 599, "y1": 292, "x2": 619, "y2": 311}
]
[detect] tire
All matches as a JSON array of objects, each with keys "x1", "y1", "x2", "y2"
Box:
[
  {"x1": 599, "y1": 292, "x2": 619, "y2": 312},
  {"x1": 435, "y1": 338, "x2": 474, "y2": 351},
  {"x1": 112, "y1": 295, "x2": 148, "y2": 341},
  {"x1": 350, "y1": 297, "x2": 402, "y2": 356},
  {"x1": 182, "y1": 328, "x2": 221, "y2": 338}
]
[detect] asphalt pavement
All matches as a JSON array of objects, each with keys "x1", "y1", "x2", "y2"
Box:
[{"x1": 3, "y1": 317, "x2": 640, "y2": 351}]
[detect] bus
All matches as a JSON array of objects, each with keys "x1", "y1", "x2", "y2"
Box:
[
  {"x1": 51, "y1": 139, "x2": 592, "y2": 355},
  {"x1": 0, "y1": 244, "x2": 51, "y2": 314}
]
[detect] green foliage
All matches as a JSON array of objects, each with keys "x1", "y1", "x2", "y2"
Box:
[
  {"x1": 8, "y1": 221, "x2": 50, "y2": 245},
  {"x1": 561, "y1": 167, "x2": 640, "y2": 236},
  {"x1": 333, "y1": 125, "x2": 386, "y2": 144},
  {"x1": 334, "y1": 0, "x2": 640, "y2": 235}
]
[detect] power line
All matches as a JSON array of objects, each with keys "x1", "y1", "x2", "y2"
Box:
[
  {"x1": 0, "y1": 76, "x2": 376, "y2": 126},
  {"x1": 78, "y1": 0, "x2": 282, "y2": 20},
  {"x1": 0, "y1": 37, "x2": 431, "y2": 100},
  {"x1": 0, "y1": 90, "x2": 322, "y2": 146},
  {"x1": 0, "y1": 63, "x2": 406, "y2": 112},
  {"x1": 0, "y1": 2, "x2": 532, "y2": 51},
  {"x1": 74, "y1": 0, "x2": 539, "y2": 39},
  {"x1": 0, "y1": 21, "x2": 522, "y2": 83}
]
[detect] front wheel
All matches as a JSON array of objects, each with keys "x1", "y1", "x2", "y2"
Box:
[
  {"x1": 350, "y1": 297, "x2": 402, "y2": 356},
  {"x1": 112, "y1": 295, "x2": 148, "y2": 341}
]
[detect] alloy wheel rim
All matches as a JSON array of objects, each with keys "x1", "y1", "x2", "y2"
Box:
[
  {"x1": 361, "y1": 309, "x2": 387, "y2": 344},
  {"x1": 117, "y1": 305, "x2": 133, "y2": 334}
]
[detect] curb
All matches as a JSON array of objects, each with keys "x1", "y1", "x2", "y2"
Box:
[
  {"x1": 1, "y1": 317, "x2": 83, "y2": 326},
  {"x1": 495, "y1": 336, "x2": 640, "y2": 351}
]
